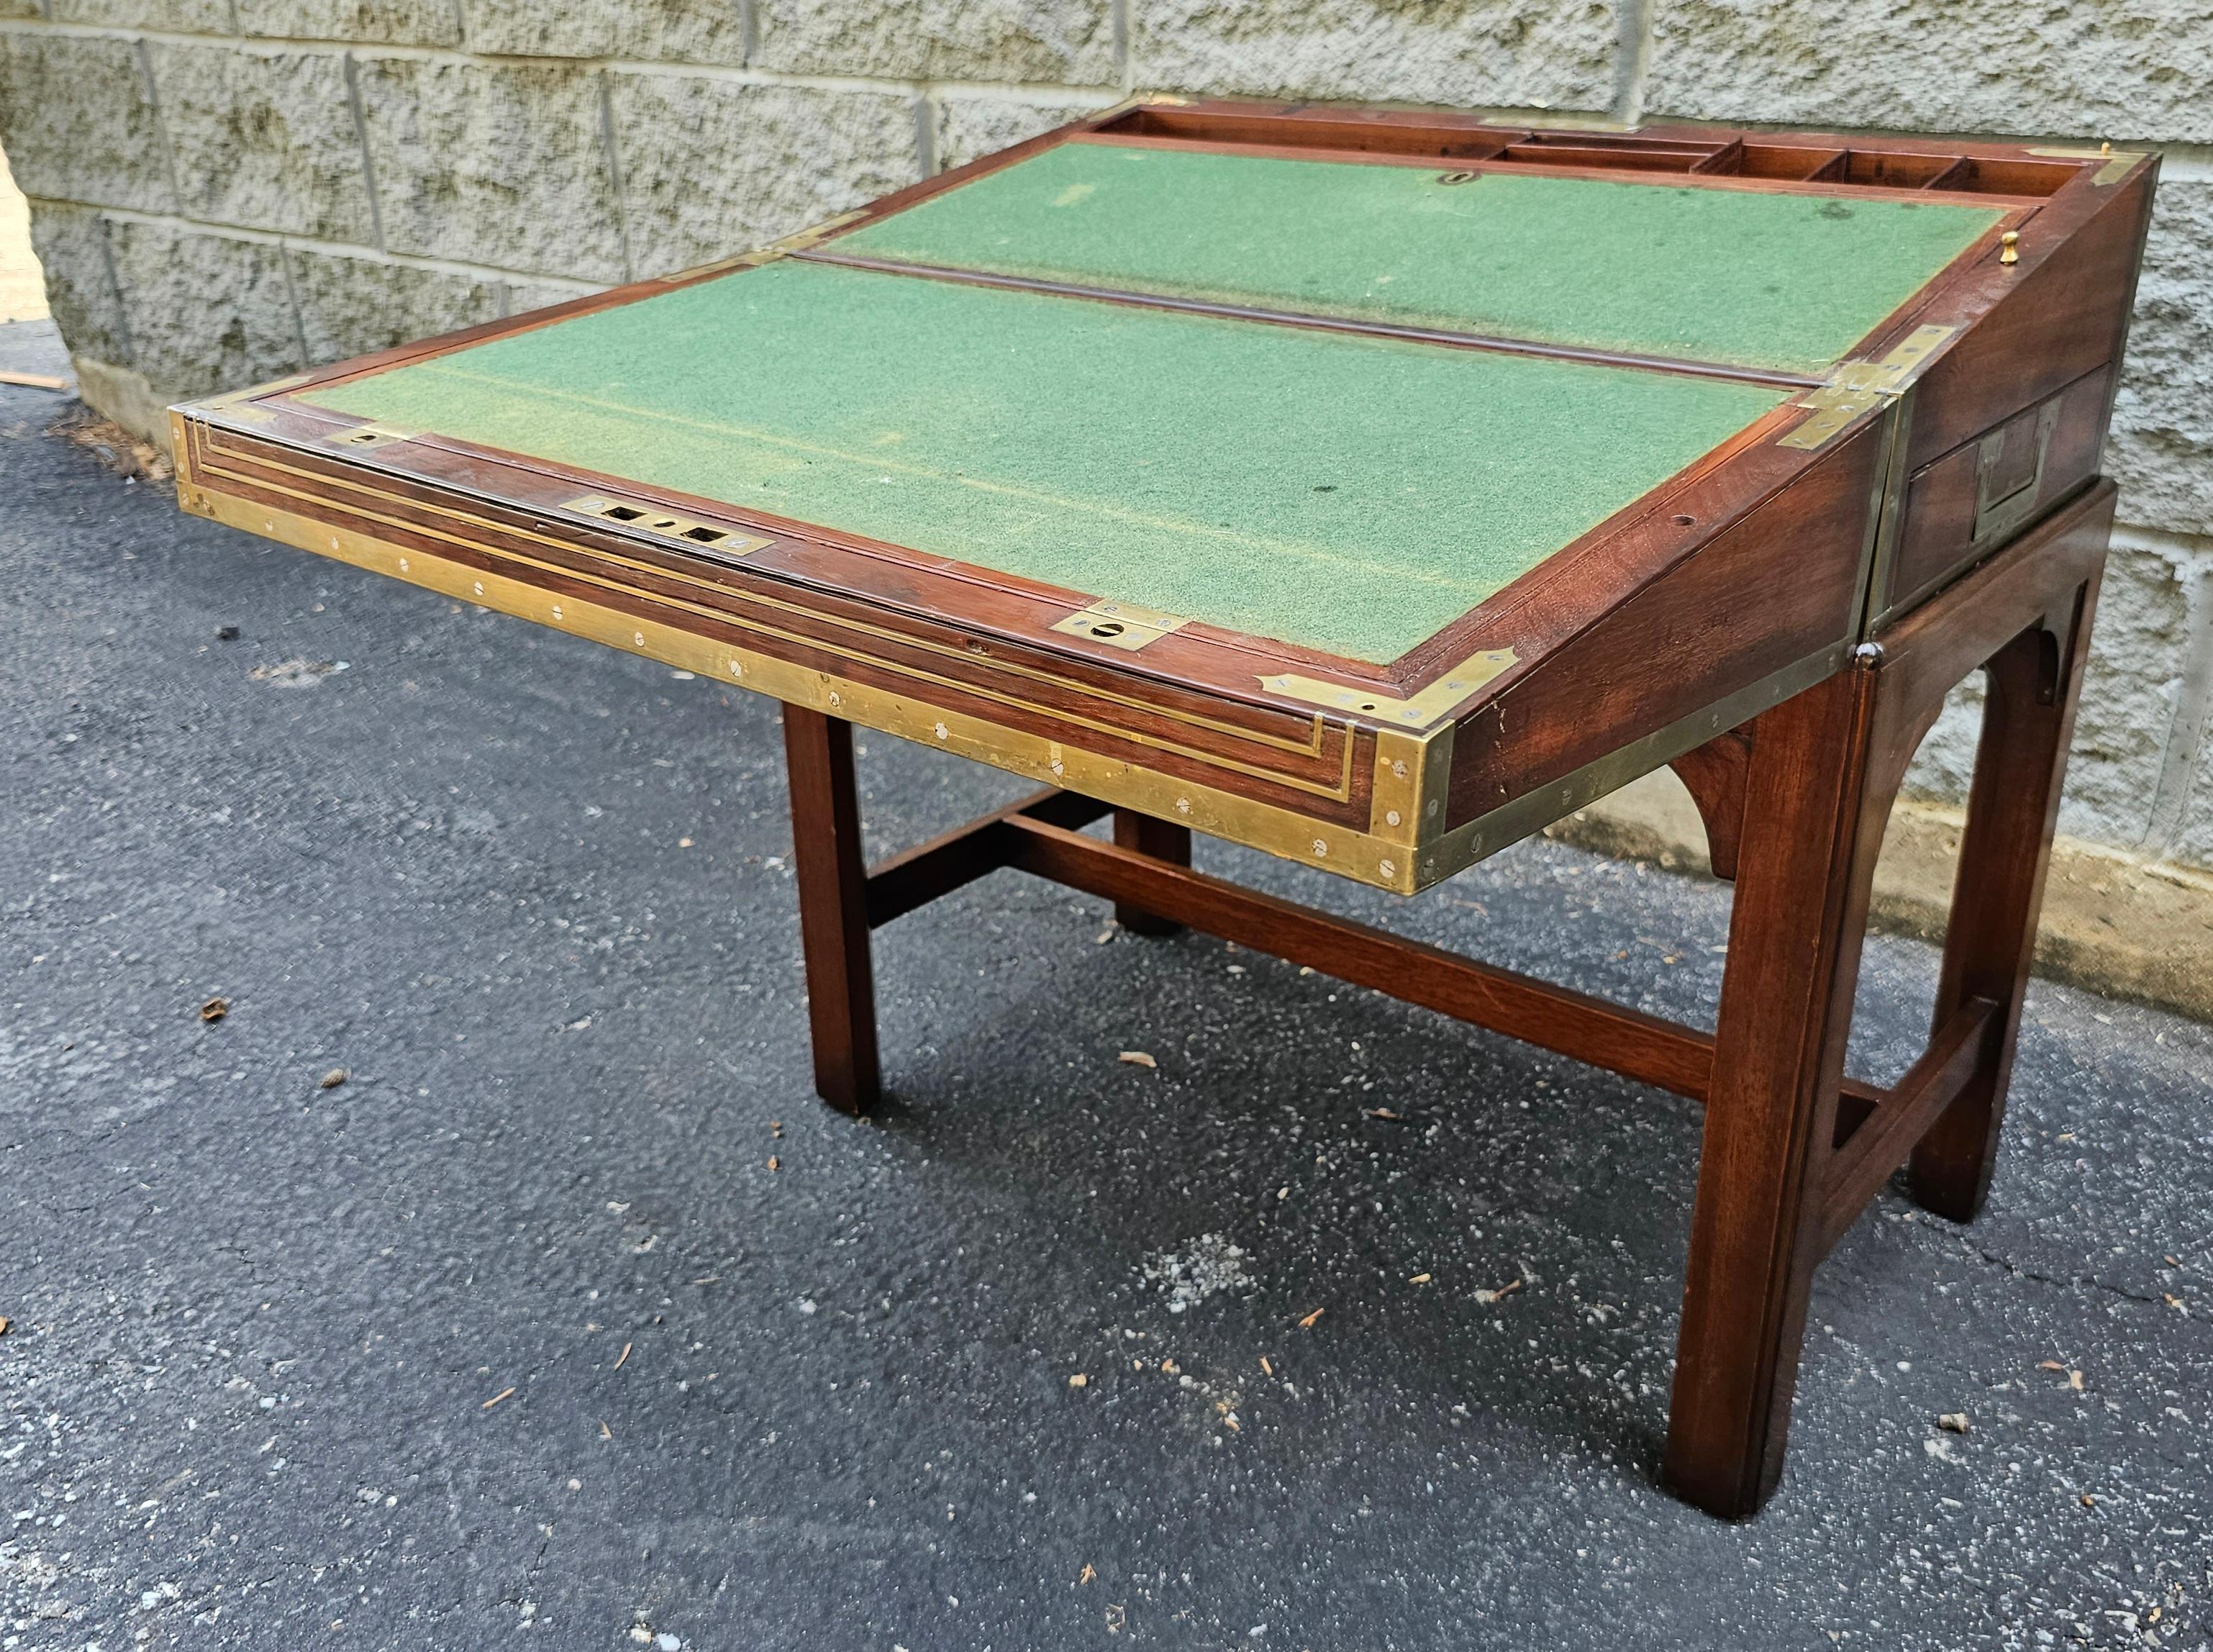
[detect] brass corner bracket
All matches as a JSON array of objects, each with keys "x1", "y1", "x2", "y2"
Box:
[{"x1": 1261, "y1": 648, "x2": 1517, "y2": 729}]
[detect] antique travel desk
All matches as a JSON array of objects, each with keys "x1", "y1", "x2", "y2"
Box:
[{"x1": 173, "y1": 99, "x2": 2155, "y2": 1518}]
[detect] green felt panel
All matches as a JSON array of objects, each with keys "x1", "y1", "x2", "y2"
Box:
[
  {"x1": 304, "y1": 259, "x2": 1782, "y2": 663},
  {"x1": 836, "y1": 143, "x2": 2003, "y2": 376}
]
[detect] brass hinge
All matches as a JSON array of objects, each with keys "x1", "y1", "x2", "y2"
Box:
[
  {"x1": 1260, "y1": 648, "x2": 1517, "y2": 729},
  {"x1": 658, "y1": 209, "x2": 870, "y2": 283},
  {"x1": 1778, "y1": 324, "x2": 1956, "y2": 450}
]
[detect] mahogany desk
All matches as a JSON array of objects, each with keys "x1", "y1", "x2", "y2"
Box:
[{"x1": 173, "y1": 99, "x2": 2156, "y2": 1517}]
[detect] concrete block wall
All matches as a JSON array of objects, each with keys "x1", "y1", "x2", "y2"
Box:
[{"x1": 3, "y1": 0, "x2": 2212, "y2": 876}]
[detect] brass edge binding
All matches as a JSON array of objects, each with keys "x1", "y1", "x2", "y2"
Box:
[
  {"x1": 1778, "y1": 324, "x2": 1957, "y2": 452},
  {"x1": 181, "y1": 422, "x2": 1345, "y2": 782},
  {"x1": 1260, "y1": 648, "x2": 1517, "y2": 730},
  {"x1": 173, "y1": 374, "x2": 312, "y2": 426},
  {"x1": 1414, "y1": 643, "x2": 1849, "y2": 884},
  {"x1": 178, "y1": 468, "x2": 1432, "y2": 894},
  {"x1": 2025, "y1": 145, "x2": 2142, "y2": 186},
  {"x1": 1853, "y1": 386, "x2": 1918, "y2": 637}
]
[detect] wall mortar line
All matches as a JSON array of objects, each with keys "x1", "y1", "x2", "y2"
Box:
[
  {"x1": 1612, "y1": 0, "x2": 1653, "y2": 129},
  {"x1": 132, "y1": 35, "x2": 184, "y2": 216},
  {"x1": 912, "y1": 94, "x2": 938, "y2": 178},
  {"x1": 93, "y1": 212, "x2": 136, "y2": 366},
  {"x1": 276, "y1": 242, "x2": 312, "y2": 366},
  {"x1": 28, "y1": 198, "x2": 608, "y2": 294},
  {"x1": 2145, "y1": 559, "x2": 2213, "y2": 855},
  {"x1": 0, "y1": 20, "x2": 1127, "y2": 101},
  {"x1": 595, "y1": 70, "x2": 637, "y2": 285},
  {"x1": 342, "y1": 52, "x2": 386, "y2": 254}
]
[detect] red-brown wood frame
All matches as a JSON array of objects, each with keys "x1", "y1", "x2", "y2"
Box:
[
  {"x1": 783, "y1": 482, "x2": 2114, "y2": 1517},
  {"x1": 175, "y1": 101, "x2": 2153, "y2": 912}
]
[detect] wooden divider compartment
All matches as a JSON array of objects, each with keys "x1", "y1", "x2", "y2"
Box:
[{"x1": 1091, "y1": 104, "x2": 2095, "y2": 199}]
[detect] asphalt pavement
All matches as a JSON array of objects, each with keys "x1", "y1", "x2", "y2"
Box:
[{"x1": 4, "y1": 324, "x2": 2210, "y2": 1650}]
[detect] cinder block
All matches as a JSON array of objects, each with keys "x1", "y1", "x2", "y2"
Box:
[
  {"x1": 752, "y1": 0, "x2": 1117, "y2": 84},
  {"x1": 235, "y1": 0, "x2": 463, "y2": 47},
  {"x1": 933, "y1": 93, "x2": 1109, "y2": 173},
  {"x1": 460, "y1": 0, "x2": 750, "y2": 63},
  {"x1": 289, "y1": 249, "x2": 504, "y2": 366},
  {"x1": 1645, "y1": 0, "x2": 2213, "y2": 145},
  {"x1": 25, "y1": 201, "x2": 130, "y2": 364},
  {"x1": 2108, "y1": 181, "x2": 2213, "y2": 542},
  {"x1": 609, "y1": 74, "x2": 921, "y2": 280},
  {"x1": 1132, "y1": 0, "x2": 1621, "y2": 114},
  {"x1": 150, "y1": 43, "x2": 376, "y2": 242},
  {"x1": 1903, "y1": 542, "x2": 2199, "y2": 848},
  {"x1": 0, "y1": 32, "x2": 175, "y2": 213},
  {"x1": 355, "y1": 56, "x2": 627, "y2": 283},
  {"x1": 104, "y1": 219, "x2": 301, "y2": 400}
]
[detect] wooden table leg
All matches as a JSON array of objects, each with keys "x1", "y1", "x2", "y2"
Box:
[
  {"x1": 1112, "y1": 809, "x2": 1193, "y2": 936},
  {"x1": 1910, "y1": 581, "x2": 2100, "y2": 1221},
  {"x1": 783, "y1": 706, "x2": 880, "y2": 1115},
  {"x1": 1664, "y1": 663, "x2": 1894, "y2": 1517}
]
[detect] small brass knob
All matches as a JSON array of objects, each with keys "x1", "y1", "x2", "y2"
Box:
[{"x1": 2000, "y1": 230, "x2": 2020, "y2": 266}]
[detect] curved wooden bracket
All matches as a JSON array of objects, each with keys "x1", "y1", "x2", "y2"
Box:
[{"x1": 1668, "y1": 727, "x2": 1757, "y2": 881}]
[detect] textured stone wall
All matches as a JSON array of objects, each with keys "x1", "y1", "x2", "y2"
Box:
[{"x1": 2, "y1": 0, "x2": 2210, "y2": 868}]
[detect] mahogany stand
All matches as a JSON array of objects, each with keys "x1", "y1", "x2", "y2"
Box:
[{"x1": 778, "y1": 489, "x2": 2109, "y2": 1518}]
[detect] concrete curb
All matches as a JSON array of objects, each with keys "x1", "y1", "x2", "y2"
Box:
[{"x1": 1548, "y1": 769, "x2": 2213, "y2": 1024}]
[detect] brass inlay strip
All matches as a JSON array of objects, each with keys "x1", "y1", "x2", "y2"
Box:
[
  {"x1": 178, "y1": 448, "x2": 1425, "y2": 891},
  {"x1": 181, "y1": 425, "x2": 1360, "y2": 800},
  {"x1": 189, "y1": 427, "x2": 1312, "y2": 746}
]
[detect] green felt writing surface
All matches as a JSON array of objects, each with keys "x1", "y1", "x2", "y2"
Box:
[
  {"x1": 835, "y1": 143, "x2": 2002, "y2": 376},
  {"x1": 304, "y1": 259, "x2": 1782, "y2": 663}
]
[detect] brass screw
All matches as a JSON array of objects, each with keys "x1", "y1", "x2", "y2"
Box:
[{"x1": 2000, "y1": 230, "x2": 2020, "y2": 266}]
